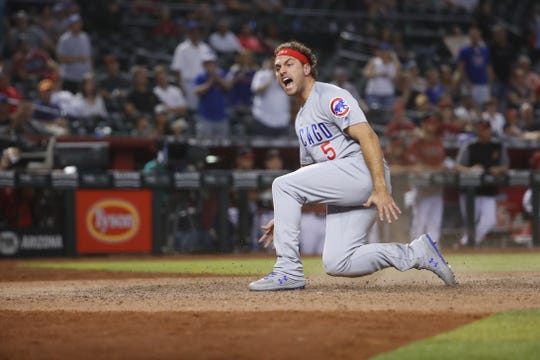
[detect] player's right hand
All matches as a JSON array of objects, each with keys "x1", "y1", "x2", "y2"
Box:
[{"x1": 258, "y1": 219, "x2": 275, "y2": 249}]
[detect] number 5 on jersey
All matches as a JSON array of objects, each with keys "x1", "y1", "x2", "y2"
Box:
[{"x1": 320, "y1": 141, "x2": 336, "y2": 160}]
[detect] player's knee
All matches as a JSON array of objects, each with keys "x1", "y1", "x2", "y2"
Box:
[
  {"x1": 271, "y1": 175, "x2": 290, "y2": 195},
  {"x1": 322, "y1": 255, "x2": 348, "y2": 276}
]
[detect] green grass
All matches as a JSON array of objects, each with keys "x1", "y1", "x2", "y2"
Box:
[
  {"x1": 446, "y1": 253, "x2": 540, "y2": 272},
  {"x1": 22, "y1": 253, "x2": 540, "y2": 275},
  {"x1": 371, "y1": 309, "x2": 540, "y2": 360},
  {"x1": 22, "y1": 257, "x2": 325, "y2": 276}
]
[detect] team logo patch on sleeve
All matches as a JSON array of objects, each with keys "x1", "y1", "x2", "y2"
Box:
[{"x1": 330, "y1": 97, "x2": 350, "y2": 117}]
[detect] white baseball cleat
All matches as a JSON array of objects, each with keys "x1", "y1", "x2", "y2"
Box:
[
  {"x1": 416, "y1": 234, "x2": 456, "y2": 286},
  {"x1": 248, "y1": 272, "x2": 306, "y2": 291}
]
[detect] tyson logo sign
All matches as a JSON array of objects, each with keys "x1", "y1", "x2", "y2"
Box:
[
  {"x1": 330, "y1": 97, "x2": 350, "y2": 117},
  {"x1": 86, "y1": 199, "x2": 140, "y2": 243}
]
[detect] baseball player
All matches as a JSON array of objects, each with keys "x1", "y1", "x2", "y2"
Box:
[
  {"x1": 406, "y1": 116, "x2": 447, "y2": 244},
  {"x1": 248, "y1": 41, "x2": 455, "y2": 291}
]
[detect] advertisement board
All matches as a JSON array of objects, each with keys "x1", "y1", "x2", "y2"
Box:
[
  {"x1": 0, "y1": 229, "x2": 64, "y2": 257},
  {"x1": 76, "y1": 190, "x2": 152, "y2": 254}
]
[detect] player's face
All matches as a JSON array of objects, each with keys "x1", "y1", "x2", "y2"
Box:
[{"x1": 274, "y1": 55, "x2": 309, "y2": 96}]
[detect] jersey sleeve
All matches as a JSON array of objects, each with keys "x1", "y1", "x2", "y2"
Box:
[{"x1": 321, "y1": 87, "x2": 367, "y2": 132}]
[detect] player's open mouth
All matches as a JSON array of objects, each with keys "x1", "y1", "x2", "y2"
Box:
[{"x1": 283, "y1": 77, "x2": 293, "y2": 88}]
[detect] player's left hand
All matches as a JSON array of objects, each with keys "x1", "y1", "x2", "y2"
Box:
[{"x1": 363, "y1": 191, "x2": 401, "y2": 223}]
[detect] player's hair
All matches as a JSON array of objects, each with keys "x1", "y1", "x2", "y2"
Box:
[{"x1": 274, "y1": 41, "x2": 318, "y2": 79}]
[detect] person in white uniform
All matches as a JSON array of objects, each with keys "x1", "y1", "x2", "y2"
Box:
[
  {"x1": 170, "y1": 21, "x2": 213, "y2": 111},
  {"x1": 248, "y1": 41, "x2": 455, "y2": 291}
]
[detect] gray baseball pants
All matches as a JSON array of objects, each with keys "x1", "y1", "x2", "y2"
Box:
[{"x1": 271, "y1": 156, "x2": 425, "y2": 280}]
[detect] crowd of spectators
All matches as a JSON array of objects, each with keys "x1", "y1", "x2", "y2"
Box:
[
  {"x1": 1, "y1": 0, "x2": 540, "y2": 250},
  {"x1": 0, "y1": 1, "x2": 538, "y2": 148}
]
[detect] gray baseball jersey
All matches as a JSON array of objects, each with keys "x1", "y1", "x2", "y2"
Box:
[
  {"x1": 270, "y1": 81, "x2": 431, "y2": 280},
  {"x1": 297, "y1": 82, "x2": 366, "y2": 166}
]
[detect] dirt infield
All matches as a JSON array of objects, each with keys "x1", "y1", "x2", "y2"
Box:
[{"x1": 1, "y1": 256, "x2": 539, "y2": 360}]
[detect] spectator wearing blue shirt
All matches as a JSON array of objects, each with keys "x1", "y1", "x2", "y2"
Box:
[
  {"x1": 194, "y1": 52, "x2": 231, "y2": 137},
  {"x1": 456, "y1": 27, "x2": 493, "y2": 107},
  {"x1": 424, "y1": 68, "x2": 446, "y2": 105},
  {"x1": 33, "y1": 79, "x2": 69, "y2": 135}
]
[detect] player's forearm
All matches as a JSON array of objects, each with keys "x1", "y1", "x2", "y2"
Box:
[
  {"x1": 363, "y1": 138, "x2": 388, "y2": 193},
  {"x1": 348, "y1": 123, "x2": 387, "y2": 193}
]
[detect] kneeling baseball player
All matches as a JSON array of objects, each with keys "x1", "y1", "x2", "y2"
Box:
[{"x1": 249, "y1": 41, "x2": 455, "y2": 291}]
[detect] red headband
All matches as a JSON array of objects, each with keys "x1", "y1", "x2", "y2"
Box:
[{"x1": 275, "y1": 48, "x2": 309, "y2": 64}]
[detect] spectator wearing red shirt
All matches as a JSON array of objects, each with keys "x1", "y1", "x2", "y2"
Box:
[
  {"x1": 237, "y1": 22, "x2": 264, "y2": 52},
  {"x1": 437, "y1": 97, "x2": 462, "y2": 140},
  {"x1": 152, "y1": 7, "x2": 178, "y2": 37},
  {"x1": 385, "y1": 102, "x2": 418, "y2": 139},
  {"x1": 12, "y1": 35, "x2": 57, "y2": 81},
  {"x1": 0, "y1": 68, "x2": 23, "y2": 114},
  {"x1": 405, "y1": 116, "x2": 447, "y2": 244}
]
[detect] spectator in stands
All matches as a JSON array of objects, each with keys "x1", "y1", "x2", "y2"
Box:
[
  {"x1": 0, "y1": 67, "x2": 23, "y2": 114},
  {"x1": 8, "y1": 10, "x2": 54, "y2": 54},
  {"x1": 330, "y1": 67, "x2": 367, "y2": 111},
  {"x1": 455, "y1": 26, "x2": 493, "y2": 107},
  {"x1": 405, "y1": 116, "x2": 447, "y2": 244},
  {"x1": 439, "y1": 64, "x2": 459, "y2": 101},
  {"x1": 437, "y1": 96, "x2": 462, "y2": 140},
  {"x1": 226, "y1": 50, "x2": 257, "y2": 134},
  {"x1": 49, "y1": 71, "x2": 75, "y2": 116},
  {"x1": 385, "y1": 137, "x2": 412, "y2": 174},
  {"x1": 363, "y1": 42, "x2": 400, "y2": 113},
  {"x1": 124, "y1": 65, "x2": 160, "y2": 121},
  {"x1": 473, "y1": 0, "x2": 497, "y2": 43},
  {"x1": 516, "y1": 55, "x2": 540, "y2": 95},
  {"x1": 455, "y1": 120, "x2": 509, "y2": 247},
  {"x1": 194, "y1": 52, "x2": 231, "y2": 137},
  {"x1": 481, "y1": 97, "x2": 505, "y2": 137},
  {"x1": 384, "y1": 101, "x2": 418, "y2": 139},
  {"x1": 36, "y1": 4, "x2": 63, "y2": 44},
  {"x1": 0, "y1": 95, "x2": 11, "y2": 134},
  {"x1": 32, "y1": 79, "x2": 69, "y2": 135},
  {"x1": 424, "y1": 67, "x2": 446, "y2": 106},
  {"x1": 2, "y1": 99, "x2": 45, "y2": 136},
  {"x1": 152, "y1": 65, "x2": 187, "y2": 120},
  {"x1": 489, "y1": 24, "x2": 516, "y2": 110},
  {"x1": 250, "y1": 57, "x2": 291, "y2": 136},
  {"x1": 398, "y1": 60, "x2": 427, "y2": 110},
  {"x1": 519, "y1": 102, "x2": 540, "y2": 133},
  {"x1": 503, "y1": 108, "x2": 523, "y2": 139},
  {"x1": 409, "y1": 93, "x2": 432, "y2": 125},
  {"x1": 98, "y1": 55, "x2": 130, "y2": 111},
  {"x1": 237, "y1": 22, "x2": 264, "y2": 52},
  {"x1": 507, "y1": 67, "x2": 536, "y2": 110},
  {"x1": 170, "y1": 20, "x2": 214, "y2": 112},
  {"x1": 131, "y1": 113, "x2": 152, "y2": 137},
  {"x1": 69, "y1": 73, "x2": 109, "y2": 121},
  {"x1": 209, "y1": 19, "x2": 242, "y2": 56},
  {"x1": 530, "y1": 5, "x2": 540, "y2": 61},
  {"x1": 151, "y1": 104, "x2": 174, "y2": 137},
  {"x1": 454, "y1": 94, "x2": 481, "y2": 133},
  {"x1": 12, "y1": 35, "x2": 57, "y2": 83},
  {"x1": 152, "y1": 6, "x2": 177, "y2": 37},
  {"x1": 260, "y1": 23, "x2": 282, "y2": 53},
  {"x1": 56, "y1": 13, "x2": 92, "y2": 94}
]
